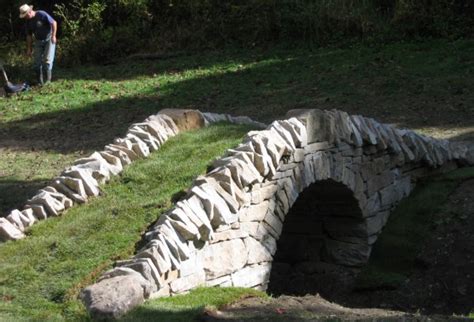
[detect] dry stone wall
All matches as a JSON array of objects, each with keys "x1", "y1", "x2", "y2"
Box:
[
  {"x1": 81, "y1": 108, "x2": 473, "y2": 319},
  {"x1": 0, "y1": 109, "x2": 264, "y2": 243}
]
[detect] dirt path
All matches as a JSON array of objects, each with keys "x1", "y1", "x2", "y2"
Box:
[{"x1": 202, "y1": 294, "x2": 470, "y2": 321}]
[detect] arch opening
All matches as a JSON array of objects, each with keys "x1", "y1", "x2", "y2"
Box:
[{"x1": 267, "y1": 179, "x2": 367, "y2": 297}]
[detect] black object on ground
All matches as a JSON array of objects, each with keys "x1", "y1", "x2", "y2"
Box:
[{"x1": 1, "y1": 64, "x2": 30, "y2": 94}]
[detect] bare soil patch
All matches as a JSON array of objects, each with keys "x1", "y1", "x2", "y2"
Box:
[{"x1": 202, "y1": 294, "x2": 469, "y2": 321}]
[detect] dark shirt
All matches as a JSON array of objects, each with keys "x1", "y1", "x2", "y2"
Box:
[{"x1": 26, "y1": 10, "x2": 55, "y2": 41}]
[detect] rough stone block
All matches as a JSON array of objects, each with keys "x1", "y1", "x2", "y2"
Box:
[
  {"x1": 244, "y1": 237, "x2": 273, "y2": 265},
  {"x1": 81, "y1": 275, "x2": 149, "y2": 320},
  {"x1": 323, "y1": 238, "x2": 372, "y2": 267},
  {"x1": 239, "y1": 201, "x2": 269, "y2": 222},
  {"x1": 231, "y1": 263, "x2": 272, "y2": 288},
  {"x1": 205, "y1": 275, "x2": 232, "y2": 287},
  {"x1": 170, "y1": 269, "x2": 205, "y2": 294},
  {"x1": 158, "y1": 109, "x2": 205, "y2": 131},
  {"x1": 0, "y1": 218, "x2": 25, "y2": 241},
  {"x1": 203, "y1": 239, "x2": 247, "y2": 279},
  {"x1": 62, "y1": 167, "x2": 100, "y2": 197}
]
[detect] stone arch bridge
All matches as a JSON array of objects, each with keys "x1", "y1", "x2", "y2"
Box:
[{"x1": 82, "y1": 109, "x2": 472, "y2": 319}]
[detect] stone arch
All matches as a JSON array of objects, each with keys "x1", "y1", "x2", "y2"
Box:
[
  {"x1": 82, "y1": 109, "x2": 473, "y2": 319},
  {"x1": 271, "y1": 179, "x2": 366, "y2": 268}
]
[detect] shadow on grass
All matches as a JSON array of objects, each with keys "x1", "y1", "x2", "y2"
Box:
[
  {"x1": 121, "y1": 305, "x2": 318, "y2": 322},
  {"x1": 1, "y1": 43, "x2": 473, "y2": 153},
  {"x1": 0, "y1": 179, "x2": 48, "y2": 215},
  {"x1": 0, "y1": 41, "x2": 472, "y2": 215},
  {"x1": 120, "y1": 306, "x2": 203, "y2": 322},
  {"x1": 0, "y1": 96, "x2": 160, "y2": 153}
]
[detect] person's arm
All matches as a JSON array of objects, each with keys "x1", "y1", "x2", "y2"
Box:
[
  {"x1": 26, "y1": 34, "x2": 32, "y2": 57},
  {"x1": 51, "y1": 19, "x2": 57, "y2": 44}
]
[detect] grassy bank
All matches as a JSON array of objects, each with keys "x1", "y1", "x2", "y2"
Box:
[
  {"x1": 122, "y1": 287, "x2": 266, "y2": 322},
  {"x1": 0, "y1": 123, "x2": 256, "y2": 320},
  {"x1": 1, "y1": 39, "x2": 473, "y2": 215},
  {"x1": 356, "y1": 167, "x2": 474, "y2": 290},
  {"x1": 0, "y1": 38, "x2": 473, "y2": 320}
]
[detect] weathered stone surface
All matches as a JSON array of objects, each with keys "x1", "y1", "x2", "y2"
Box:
[
  {"x1": 103, "y1": 145, "x2": 133, "y2": 166},
  {"x1": 21, "y1": 208, "x2": 37, "y2": 226},
  {"x1": 279, "y1": 120, "x2": 304, "y2": 148},
  {"x1": 25, "y1": 204, "x2": 48, "y2": 220},
  {"x1": 42, "y1": 189, "x2": 73, "y2": 209},
  {"x1": 81, "y1": 275, "x2": 149, "y2": 320},
  {"x1": 157, "y1": 223, "x2": 191, "y2": 261},
  {"x1": 287, "y1": 109, "x2": 336, "y2": 144},
  {"x1": 239, "y1": 201, "x2": 269, "y2": 222},
  {"x1": 170, "y1": 269, "x2": 205, "y2": 294},
  {"x1": 190, "y1": 185, "x2": 237, "y2": 227},
  {"x1": 6, "y1": 209, "x2": 26, "y2": 231},
  {"x1": 62, "y1": 167, "x2": 100, "y2": 197},
  {"x1": 52, "y1": 177, "x2": 88, "y2": 204},
  {"x1": 208, "y1": 166, "x2": 248, "y2": 206},
  {"x1": 287, "y1": 117, "x2": 308, "y2": 147},
  {"x1": 203, "y1": 239, "x2": 247, "y2": 279},
  {"x1": 135, "y1": 246, "x2": 172, "y2": 275},
  {"x1": 128, "y1": 126, "x2": 162, "y2": 151},
  {"x1": 159, "y1": 108, "x2": 205, "y2": 131},
  {"x1": 244, "y1": 237, "x2": 273, "y2": 265},
  {"x1": 269, "y1": 122, "x2": 297, "y2": 150},
  {"x1": 205, "y1": 275, "x2": 233, "y2": 287},
  {"x1": 0, "y1": 218, "x2": 25, "y2": 241},
  {"x1": 181, "y1": 196, "x2": 214, "y2": 240},
  {"x1": 231, "y1": 263, "x2": 272, "y2": 288},
  {"x1": 118, "y1": 257, "x2": 162, "y2": 290},
  {"x1": 198, "y1": 179, "x2": 240, "y2": 214},
  {"x1": 250, "y1": 184, "x2": 278, "y2": 204},
  {"x1": 74, "y1": 151, "x2": 122, "y2": 181},
  {"x1": 263, "y1": 211, "x2": 283, "y2": 237},
  {"x1": 145, "y1": 114, "x2": 179, "y2": 136},
  {"x1": 211, "y1": 229, "x2": 249, "y2": 243},
  {"x1": 25, "y1": 191, "x2": 65, "y2": 217},
  {"x1": 166, "y1": 207, "x2": 201, "y2": 240},
  {"x1": 323, "y1": 238, "x2": 372, "y2": 267},
  {"x1": 110, "y1": 140, "x2": 140, "y2": 161}
]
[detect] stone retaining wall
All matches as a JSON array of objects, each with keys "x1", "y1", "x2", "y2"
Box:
[
  {"x1": 81, "y1": 109, "x2": 473, "y2": 319},
  {"x1": 0, "y1": 109, "x2": 264, "y2": 243}
]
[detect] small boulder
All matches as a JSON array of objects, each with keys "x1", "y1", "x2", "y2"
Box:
[
  {"x1": 158, "y1": 109, "x2": 205, "y2": 131},
  {"x1": 81, "y1": 274, "x2": 149, "y2": 320}
]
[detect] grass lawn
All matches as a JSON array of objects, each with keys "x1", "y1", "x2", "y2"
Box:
[
  {"x1": 1, "y1": 39, "x2": 473, "y2": 214},
  {"x1": 122, "y1": 287, "x2": 266, "y2": 322},
  {"x1": 0, "y1": 123, "x2": 257, "y2": 321},
  {"x1": 0, "y1": 39, "x2": 473, "y2": 320}
]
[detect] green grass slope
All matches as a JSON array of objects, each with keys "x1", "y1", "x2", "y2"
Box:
[{"x1": 0, "y1": 124, "x2": 255, "y2": 321}]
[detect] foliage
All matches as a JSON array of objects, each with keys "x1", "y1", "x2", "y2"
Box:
[{"x1": 0, "y1": 0, "x2": 473, "y2": 63}]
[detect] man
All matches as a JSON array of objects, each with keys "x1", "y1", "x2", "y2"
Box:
[{"x1": 19, "y1": 4, "x2": 57, "y2": 85}]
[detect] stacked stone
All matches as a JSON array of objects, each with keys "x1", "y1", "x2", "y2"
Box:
[
  {"x1": 0, "y1": 109, "x2": 269, "y2": 244},
  {"x1": 82, "y1": 108, "x2": 472, "y2": 319},
  {"x1": 0, "y1": 114, "x2": 179, "y2": 243},
  {"x1": 81, "y1": 116, "x2": 306, "y2": 318},
  {"x1": 202, "y1": 112, "x2": 267, "y2": 129}
]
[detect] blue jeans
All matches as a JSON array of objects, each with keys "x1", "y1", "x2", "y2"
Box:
[{"x1": 33, "y1": 37, "x2": 56, "y2": 73}]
